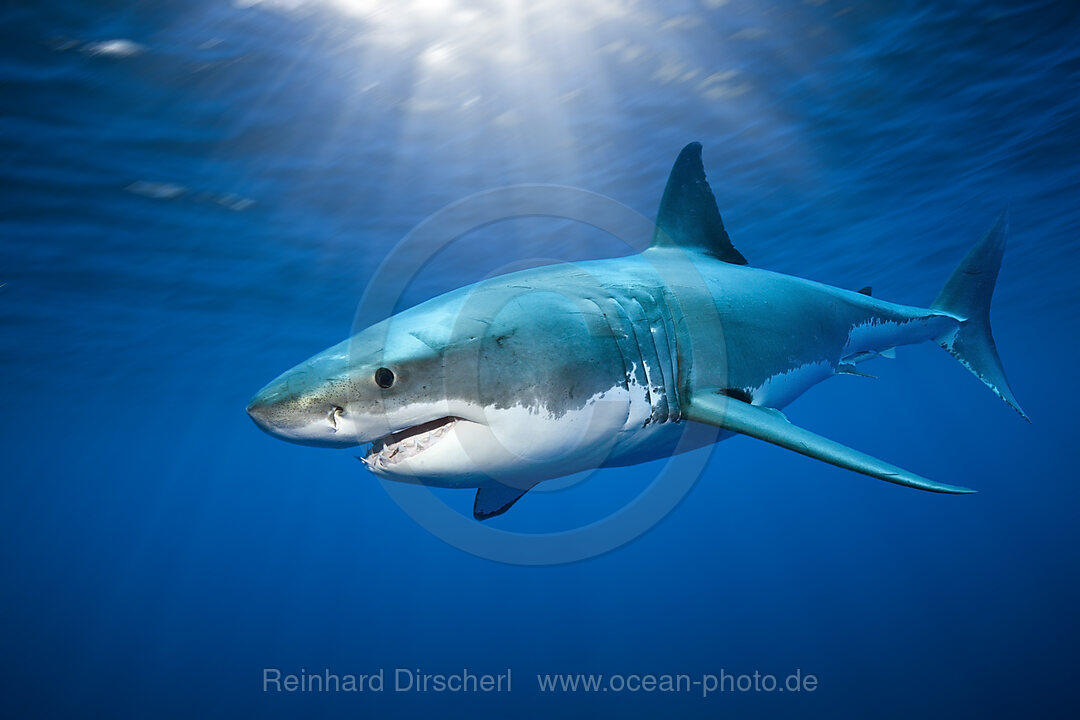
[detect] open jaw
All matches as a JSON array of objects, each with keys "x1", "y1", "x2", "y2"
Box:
[{"x1": 361, "y1": 416, "x2": 463, "y2": 469}]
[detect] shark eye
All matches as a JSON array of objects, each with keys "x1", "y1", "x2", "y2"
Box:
[{"x1": 374, "y1": 367, "x2": 395, "y2": 389}]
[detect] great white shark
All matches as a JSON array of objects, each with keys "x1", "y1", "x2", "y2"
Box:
[{"x1": 247, "y1": 143, "x2": 1027, "y2": 520}]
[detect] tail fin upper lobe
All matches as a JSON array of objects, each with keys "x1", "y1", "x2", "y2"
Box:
[{"x1": 932, "y1": 211, "x2": 1029, "y2": 421}]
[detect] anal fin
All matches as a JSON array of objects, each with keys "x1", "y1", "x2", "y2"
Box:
[
  {"x1": 837, "y1": 363, "x2": 876, "y2": 378},
  {"x1": 685, "y1": 393, "x2": 973, "y2": 494}
]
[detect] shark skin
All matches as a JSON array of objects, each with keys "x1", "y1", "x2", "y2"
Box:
[{"x1": 247, "y1": 143, "x2": 1027, "y2": 520}]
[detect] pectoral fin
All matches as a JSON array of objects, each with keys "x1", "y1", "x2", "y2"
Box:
[
  {"x1": 474, "y1": 483, "x2": 534, "y2": 520},
  {"x1": 685, "y1": 393, "x2": 974, "y2": 494}
]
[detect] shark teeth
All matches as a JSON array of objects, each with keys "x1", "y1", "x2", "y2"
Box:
[{"x1": 363, "y1": 417, "x2": 459, "y2": 468}]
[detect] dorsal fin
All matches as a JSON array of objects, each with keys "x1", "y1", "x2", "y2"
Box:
[
  {"x1": 651, "y1": 142, "x2": 747, "y2": 265},
  {"x1": 858, "y1": 286, "x2": 873, "y2": 296}
]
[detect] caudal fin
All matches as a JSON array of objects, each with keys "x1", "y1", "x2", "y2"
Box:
[{"x1": 932, "y1": 211, "x2": 1029, "y2": 421}]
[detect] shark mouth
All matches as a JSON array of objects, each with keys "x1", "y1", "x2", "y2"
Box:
[{"x1": 361, "y1": 416, "x2": 462, "y2": 469}]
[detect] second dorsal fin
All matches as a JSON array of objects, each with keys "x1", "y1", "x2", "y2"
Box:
[{"x1": 650, "y1": 142, "x2": 748, "y2": 265}]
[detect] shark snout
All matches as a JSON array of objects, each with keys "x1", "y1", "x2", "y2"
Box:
[
  {"x1": 246, "y1": 384, "x2": 284, "y2": 435},
  {"x1": 245, "y1": 390, "x2": 272, "y2": 431},
  {"x1": 245, "y1": 368, "x2": 361, "y2": 448}
]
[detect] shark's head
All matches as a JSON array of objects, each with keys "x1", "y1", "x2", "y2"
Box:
[{"x1": 247, "y1": 278, "x2": 652, "y2": 486}]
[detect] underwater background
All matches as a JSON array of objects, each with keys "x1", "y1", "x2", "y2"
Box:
[{"x1": 2, "y1": 0, "x2": 1079, "y2": 717}]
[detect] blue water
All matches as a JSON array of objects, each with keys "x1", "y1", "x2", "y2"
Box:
[{"x1": 3, "y1": 0, "x2": 1079, "y2": 717}]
